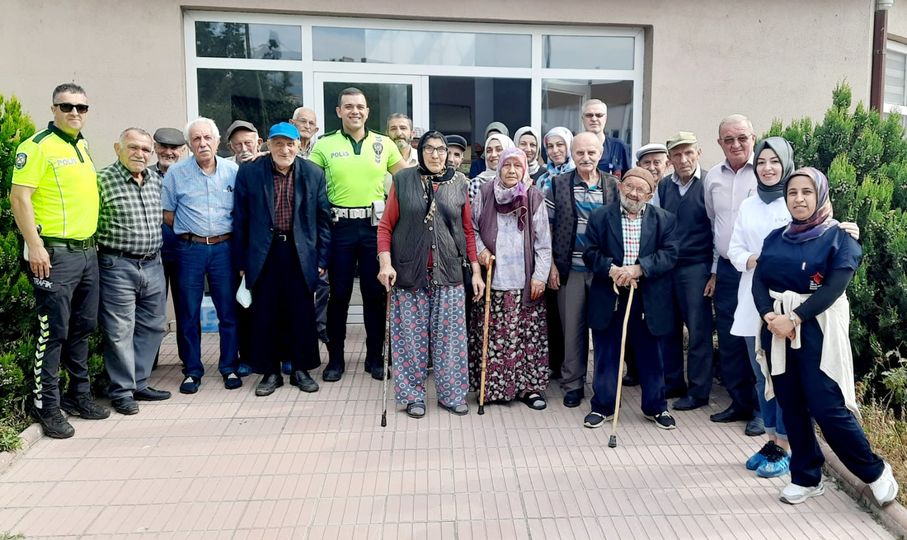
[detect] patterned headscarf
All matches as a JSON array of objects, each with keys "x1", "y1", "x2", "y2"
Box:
[
  {"x1": 782, "y1": 167, "x2": 839, "y2": 243},
  {"x1": 493, "y1": 147, "x2": 531, "y2": 230},
  {"x1": 543, "y1": 127, "x2": 575, "y2": 176},
  {"x1": 753, "y1": 137, "x2": 794, "y2": 204}
]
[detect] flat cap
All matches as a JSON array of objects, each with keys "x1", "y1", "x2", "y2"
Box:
[
  {"x1": 622, "y1": 166, "x2": 657, "y2": 191},
  {"x1": 153, "y1": 127, "x2": 186, "y2": 146},
  {"x1": 665, "y1": 131, "x2": 698, "y2": 151},
  {"x1": 635, "y1": 142, "x2": 668, "y2": 161},
  {"x1": 226, "y1": 120, "x2": 258, "y2": 140},
  {"x1": 445, "y1": 134, "x2": 468, "y2": 150}
]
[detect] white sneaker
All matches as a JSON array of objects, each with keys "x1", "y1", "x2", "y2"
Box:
[
  {"x1": 869, "y1": 462, "x2": 899, "y2": 506},
  {"x1": 780, "y1": 482, "x2": 826, "y2": 504}
]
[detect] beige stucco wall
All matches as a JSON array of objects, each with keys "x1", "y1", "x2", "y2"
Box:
[
  {"x1": 2, "y1": 0, "x2": 874, "y2": 168},
  {"x1": 889, "y1": 0, "x2": 907, "y2": 41}
]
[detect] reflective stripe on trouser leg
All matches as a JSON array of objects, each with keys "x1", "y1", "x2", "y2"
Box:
[{"x1": 32, "y1": 314, "x2": 50, "y2": 409}]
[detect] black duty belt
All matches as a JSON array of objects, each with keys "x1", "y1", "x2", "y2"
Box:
[{"x1": 41, "y1": 236, "x2": 96, "y2": 250}]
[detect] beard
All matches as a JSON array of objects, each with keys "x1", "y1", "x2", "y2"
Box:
[
  {"x1": 393, "y1": 137, "x2": 411, "y2": 151},
  {"x1": 620, "y1": 193, "x2": 646, "y2": 214}
]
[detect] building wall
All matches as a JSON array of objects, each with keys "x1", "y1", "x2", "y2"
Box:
[
  {"x1": 889, "y1": 0, "x2": 907, "y2": 41},
  {"x1": 2, "y1": 0, "x2": 874, "y2": 167}
]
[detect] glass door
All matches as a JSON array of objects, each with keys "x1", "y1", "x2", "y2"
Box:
[{"x1": 314, "y1": 73, "x2": 426, "y2": 136}]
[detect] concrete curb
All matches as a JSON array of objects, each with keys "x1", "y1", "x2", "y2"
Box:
[
  {"x1": 0, "y1": 422, "x2": 42, "y2": 474},
  {"x1": 820, "y1": 438, "x2": 907, "y2": 540}
]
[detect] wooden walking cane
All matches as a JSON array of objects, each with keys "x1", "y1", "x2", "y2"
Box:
[
  {"x1": 380, "y1": 293, "x2": 392, "y2": 427},
  {"x1": 608, "y1": 281, "x2": 636, "y2": 448},
  {"x1": 478, "y1": 255, "x2": 495, "y2": 415}
]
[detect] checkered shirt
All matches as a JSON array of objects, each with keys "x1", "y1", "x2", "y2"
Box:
[
  {"x1": 273, "y1": 164, "x2": 295, "y2": 232},
  {"x1": 96, "y1": 161, "x2": 163, "y2": 255},
  {"x1": 620, "y1": 205, "x2": 645, "y2": 266}
]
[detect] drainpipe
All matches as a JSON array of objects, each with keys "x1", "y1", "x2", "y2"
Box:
[{"x1": 871, "y1": 0, "x2": 894, "y2": 111}]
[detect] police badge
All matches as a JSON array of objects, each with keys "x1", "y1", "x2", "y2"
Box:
[
  {"x1": 15, "y1": 153, "x2": 27, "y2": 170},
  {"x1": 373, "y1": 136, "x2": 384, "y2": 164}
]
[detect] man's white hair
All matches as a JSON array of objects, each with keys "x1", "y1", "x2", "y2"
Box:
[
  {"x1": 718, "y1": 114, "x2": 753, "y2": 134},
  {"x1": 184, "y1": 117, "x2": 220, "y2": 142},
  {"x1": 581, "y1": 99, "x2": 608, "y2": 114}
]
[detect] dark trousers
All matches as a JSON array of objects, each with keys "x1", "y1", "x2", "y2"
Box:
[
  {"x1": 545, "y1": 289, "x2": 564, "y2": 376},
  {"x1": 315, "y1": 273, "x2": 329, "y2": 340},
  {"x1": 765, "y1": 321, "x2": 883, "y2": 487},
  {"x1": 250, "y1": 237, "x2": 319, "y2": 375},
  {"x1": 716, "y1": 257, "x2": 757, "y2": 413},
  {"x1": 326, "y1": 218, "x2": 386, "y2": 371},
  {"x1": 154, "y1": 258, "x2": 185, "y2": 367},
  {"x1": 29, "y1": 246, "x2": 99, "y2": 410},
  {"x1": 590, "y1": 288, "x2": 666, "y2": 417},
  {"x1": 174, "y1": 239, "x2": 238, "y2": 378},
  {"x1": 664, "y1": 262, "x2": 713, "y2": 401}
]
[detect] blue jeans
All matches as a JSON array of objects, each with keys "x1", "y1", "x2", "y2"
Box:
[
  {"x1": 744, "y1": 337, "x2": 786, "y2": 438},
  {"x1": 175, "y1": 239, "x2": 238, "y2": 378},
  {"x1": 98, "y1": 253, "x2": 167, "y2": 399}
]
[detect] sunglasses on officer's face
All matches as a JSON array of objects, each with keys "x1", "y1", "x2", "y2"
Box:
[{"x1": 54, "y1": 103, "x2": 90, "y2": 114}]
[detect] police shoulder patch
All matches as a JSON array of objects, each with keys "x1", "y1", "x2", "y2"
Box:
[{"x1": 15, "y1": 153, "x2": 27, "y2": 169}]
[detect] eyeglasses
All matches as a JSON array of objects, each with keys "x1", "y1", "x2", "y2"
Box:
[
  {"x1": 54, "y1": 103, "x2": 89, "y2": 114},
  {"x1": 621, "y1": 184, "x2": 651, "y2": 196},
  {"x1": 721, "y1": 135, "x2": 753, "y2": 146},
  {"x1": 583, "y1": 112, "x2": 605, "y2": 119},
  {"x1": 423, "y1": 145, "x2": 448, "y2": 155}
]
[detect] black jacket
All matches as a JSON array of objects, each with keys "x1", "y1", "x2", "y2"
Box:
[
  {"x1": 232, "y1": 155, "x2": 331, "y2": 291},
  {"x1": 583, "y1": 202, "x2": 678, "y2": 336}
]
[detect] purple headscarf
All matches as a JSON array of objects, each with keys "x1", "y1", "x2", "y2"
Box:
[{"x1": 782, "y1": 167, "x2": 839, "y2": 243}]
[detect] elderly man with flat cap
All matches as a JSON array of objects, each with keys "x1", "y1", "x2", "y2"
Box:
[
  {"x1": 582, "y1": 167, "x2": 679, "y2": 430},
  {"x1": 657, "y1": 131, "x2": 715, "y2": 412},
  {"x1": 445, "y1": 135, "x2": 468, "y2": 172},
  {"x1": 226, "y1": 120, "x2": 263, "y2": 164},
  {"x1": 233, "y1": 122, "x2": 331, "y2": 396},
  {"x1": 635, "y1": 143, "x2": 669, "y2": 208}
]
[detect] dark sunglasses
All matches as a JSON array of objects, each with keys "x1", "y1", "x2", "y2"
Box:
[{"x1": 54, "y1": 103, "x2": 90, "y2": 114}]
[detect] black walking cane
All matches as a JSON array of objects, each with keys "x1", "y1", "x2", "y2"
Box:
[{"x1": 380, "y1": 292, "x2": 392, "y2": 427}]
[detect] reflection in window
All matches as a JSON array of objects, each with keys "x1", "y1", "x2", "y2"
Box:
[
  {"x1": 320, "y1": 82, "x2": 412, "y2": 135},
  {"x1": 429, "y1": 77, "x2": 531, "y2": 171},
  {"x1": 313, "y1": 27, "x2": 530, "y2": 68},
  {"x1": 886, "y1": 47, "x2": 907, "y2": 107},
  {"x1": 543, "y1": 35, "x2": 633, "y2": 70},
  {"x1": 542, "y1": 79, "x2": 633, "y2": 143},
  {"x1": 197, "y1": 69, "x2": 303, "y2": 156},
  {"x1": 196, "y1": 21, "x2": 302, "y2": 60}
]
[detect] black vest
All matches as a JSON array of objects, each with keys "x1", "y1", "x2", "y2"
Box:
[
  {"x1": 657, "y1": 174, "x2": 713, "y2": 266},
  {"x1": 391, "y1": 168, "x2": 469, "y2": 289}
]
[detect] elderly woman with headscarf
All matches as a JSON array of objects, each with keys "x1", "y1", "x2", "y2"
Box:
[
  {"x1": 377, "y1": 131, "x2": 485, "y2": 418},
  {"x1": 469, "y1": 133, "x2": 514, "y2": 203},
  {"x1": 513, "y1": 126, "x2": 545, "y2": 183},
  {"x1": 469, "y1": 147, "x2": 552, "y2": 409},
  {"x1": 535, "y1": 127, "x2": 575, "y2": 193},
  {"x1": 752, "y1": 167, "x2": 897, "y2": 506},
  {"x1": 730, "y1": 139, "x2": 862, "y2": 479}
]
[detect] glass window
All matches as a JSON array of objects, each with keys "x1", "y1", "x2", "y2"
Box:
[
  {"x1": 313, "y1": 27, "x2": 530, "y2": 67},
  {"x1": 543, "y1": 35, "x2": 634, "y2": 70},
  {"x1": 320, "y1": 82, "x2": 413, "y2": 135},
  {"x1": 885, "y1": 46, "x2": 906, "y2": 107},
  {"x1": 196, "y1": 21, "x2": 302, "y2": 60},
  {"x1": 429, "y1": 77, "x2": 531, "y2": 175},
  {"x1": 196, "y1": 69, "x2": 303, "y2": 156}
]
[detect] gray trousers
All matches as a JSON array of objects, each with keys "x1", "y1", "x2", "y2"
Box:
[
  {"x1": 557, "y1": 270, "x2": 593, "y2": 392},
  {"x1": 98, "y1": 252, "x2": 167, "y2": 400},
  {"x1": 30, "y1": 246, "x2": 99, "y2": 410}
]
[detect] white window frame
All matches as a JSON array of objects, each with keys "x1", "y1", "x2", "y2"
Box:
[
  {"x1": 184, "y1": 11, "x2": 645, "y2": 151},
  {"x1": 884, "y1": 39, "x2": 907, "y2": 115}
]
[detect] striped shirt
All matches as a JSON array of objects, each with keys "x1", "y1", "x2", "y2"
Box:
[
  {"x1": 569, "y1": 179, "x2": 605, "y2": 271},
  {"x1": 621, "y1": 205, "x2": 645, "y2": 266},
  {"x1": 96, "y1": 161, "x2": 163, "y2": 255}
]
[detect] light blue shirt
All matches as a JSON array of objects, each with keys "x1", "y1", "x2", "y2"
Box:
[{"x1": 161, "y1": 155, "x2": 238, "y2": 237}]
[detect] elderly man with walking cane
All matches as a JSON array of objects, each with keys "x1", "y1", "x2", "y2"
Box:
[{"x1": 581, "y1": 167, "x2": 679, "y2": 431}]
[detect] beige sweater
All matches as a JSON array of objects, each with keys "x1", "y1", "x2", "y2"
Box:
[{"x1": 755, "y1": 290, "x2": 859, "y2": 418}]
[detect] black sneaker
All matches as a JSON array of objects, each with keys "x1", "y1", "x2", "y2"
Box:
[
  {"x1": 646, "y1": 411, "x2": 677, "y2": 430},
  {"x1": 60, "y1": 394, "x2": 111, "y2": 420},
  {"x1": 583, "y1": 411, "x2": 612, "y2": 429},
  {"x1": 31, "y1": 406, "x2": 75, "y2": 439}
]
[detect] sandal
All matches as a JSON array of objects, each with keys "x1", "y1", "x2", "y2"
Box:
[
  {"x1": 518, "y1": 392, "x2": 547, "y2": 411},
  {"x1": 405, "y1": 402, "x2": 426, "y2": 418},
  {"x1": 438, "y1": 401, "x2": 469, "y2": 416}
]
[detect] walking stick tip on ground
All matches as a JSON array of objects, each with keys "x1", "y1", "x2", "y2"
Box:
[
  {"x1": 608, "y1": 435, "x2": 617, "y2": 448},
  {"x1": 478, "y1": 405, "x2": 485, "y2": 415},
  {"x1": 380, "y1": 412, "x2": 387, "y2": 427}
]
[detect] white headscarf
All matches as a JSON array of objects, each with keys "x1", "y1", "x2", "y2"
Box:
[{"x1": 513, "y1": 126, "x2": 541, "y2": 176}]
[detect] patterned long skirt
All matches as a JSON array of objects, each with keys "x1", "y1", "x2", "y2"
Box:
[
  {"x1": 468, "y1": 289, "x2": 549, "y2": 402},
  {"x1": 391, "y1": 284, "x2": 469, "y2": 407}
]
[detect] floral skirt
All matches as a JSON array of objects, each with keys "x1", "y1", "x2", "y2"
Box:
[{"x1": 468, "y1": 289, "x2": 549, "y2": 401}]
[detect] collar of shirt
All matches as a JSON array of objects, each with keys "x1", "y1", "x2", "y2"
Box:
[
  {"x1": 47, "y1": 121, "x2": 84, "y2": 145},
  {"x1": 340, "y1": 127, "x2": 370, "y2": 145},
  {"x1": 572, "y1": 171, "x2": 603, "y2": 190},
  {"x1": 113, "y1": 160, "x2": 151, "y2": 185},
  {"x1": 272, "y1": 160, "x2": 294, "y2": 178},
  {"x1": 671, "y1": 164, "x2": 702, "y2": 186},
  {"x1": 719, "y1": 153, "x2": 755, "y2": 174}
]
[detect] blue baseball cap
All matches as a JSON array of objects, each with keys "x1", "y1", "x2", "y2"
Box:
[{"x1": 268, "y1": 122, "x2": 300, "y2": 140}]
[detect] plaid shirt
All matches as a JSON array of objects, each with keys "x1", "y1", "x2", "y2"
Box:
[
  {"x1": 273, "y1": 163, "x2": 295, "y2": 232},
  {"x1": 620, "y1": 204, "x2": 646, "y2": 266},
  {"x1": 96, "y1": 161, "x2": 163, "y2": 255}
]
